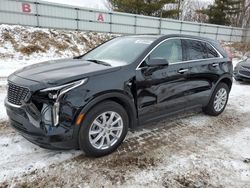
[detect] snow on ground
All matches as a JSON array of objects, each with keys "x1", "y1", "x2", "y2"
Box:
[
  {"x1": 0, "y1": 24, "x2": 115, "y2": 64},
  {"x1": 0, "y1": 134, "x2": 81, "y2": 182},
  {"x1": 0, "y1": 89, "x2": 6, "y2": 121}
]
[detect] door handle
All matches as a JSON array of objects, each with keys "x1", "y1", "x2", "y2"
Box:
[
  {"x1": 178, "y1": 68, "x2": 189, "y2": 74},
  {"x1": 212, "y1": 63, "x2": 219, "y2": 67}
]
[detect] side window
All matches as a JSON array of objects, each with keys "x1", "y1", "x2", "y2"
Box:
[
  {"x1": 148, "y1": 39, "x2": 182, "y2": 64},
  {"x1": 185, "y1": 39, "x2": 207, "y2": 60},
  {"x1": 206, "y1": 43, "x2": 220, "y2": 58}
]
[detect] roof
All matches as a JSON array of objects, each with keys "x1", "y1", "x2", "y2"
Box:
[{"x1": 125, "y1": 34, "x2": 218, "y2": 43}]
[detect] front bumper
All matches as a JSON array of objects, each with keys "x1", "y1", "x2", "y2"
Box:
[{"x1": 5, "y1": 99, "x2": 79, "y2": 150}]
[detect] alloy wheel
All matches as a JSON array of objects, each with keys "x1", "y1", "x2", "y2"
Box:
[
  {"x1": 88, "y1": 111, "x2": 123, "y2": 150},
  {"x1": 213, "y1": 88, "x2": 228, "y2": 112}
]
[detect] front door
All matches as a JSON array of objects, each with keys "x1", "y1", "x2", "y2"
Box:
[{"x1": 135, "y1": 38, "x2": 190, "y2": 124}]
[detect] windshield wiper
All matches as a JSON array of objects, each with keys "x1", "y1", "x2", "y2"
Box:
[{"x1": 86, "y1": 59, "x2": 111, "y2": 66}]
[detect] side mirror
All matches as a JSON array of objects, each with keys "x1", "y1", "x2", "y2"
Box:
[{"x1": 147, "y1": 58, "x2": 169, "y2": 67}]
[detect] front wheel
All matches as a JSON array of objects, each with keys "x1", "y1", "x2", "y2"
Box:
[
  {"x1": 78, "y1": 101, "x2": 128, "y2": 157},
  {"x1": 203, "y1": 82, "x2": 229, "y2": 116}
]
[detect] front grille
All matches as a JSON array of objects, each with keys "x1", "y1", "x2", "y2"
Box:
[
  {"x1": 239, "y1": 70, "x2": 250, "y2": 77},
  {"x1": 7, "y1": 83, "x2": 29, "y2": 106}
]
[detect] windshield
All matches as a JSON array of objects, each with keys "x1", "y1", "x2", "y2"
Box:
[{"x1": 82, "y1": 37, "x2": 154, "y2": 66}]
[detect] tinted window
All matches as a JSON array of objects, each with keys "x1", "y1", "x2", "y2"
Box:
[
  {"x1": 185, "y1": 40, "x2": 207, "y2": 60},
  {"x1": 206, "y1": 43, "x2": 219, "y2": 58},
  {"x1": 149, "y1": 39, "x2": 182, "y2": 64}
]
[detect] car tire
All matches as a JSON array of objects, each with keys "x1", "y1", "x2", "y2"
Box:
[
  {"x1": 78, "y1": 100, "x2": 128, "y2": 157},
  {"x1": 203, "y1": 82, "x2": 229, "y2": 116}
]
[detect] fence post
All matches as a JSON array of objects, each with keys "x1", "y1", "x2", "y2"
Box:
[
  {"x1": 134, "y1": 15, "x2": 137, "y2": 34},
  {"x1": 34, "y1": 0, "x2": 39, "y2": 27},
  {"x1": 109, "y1": 12, "x2": 112, "y2": 33},
  {"x1": 180, "y1": 21, "x2": 182, "y2": 34},
  {"x1": 229, "y1": 27, "x2": 233, "y2": 42},
  {"x1": 75, "y1": 8, "x2": 79, "y2": 31},
  {"x1": 159, "y1": 17, "x2": 162, "y2": 34},
  {"x1": 215, "y1": 26, "x2": 219, "y2": 40},
  {"x1": 241, "y1": 28, "x2": 249, "y2": 42},
  {"x1": 198, "y1": 23, "x2": 201, "y2": 36}
]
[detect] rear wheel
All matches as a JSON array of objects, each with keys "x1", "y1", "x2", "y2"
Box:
[
  {"x1": 203, "y1": 82, "x2": 229, "y2": 116},
  {"x1": 78, "y1": 101, "x2": 128, "y2": 157}
]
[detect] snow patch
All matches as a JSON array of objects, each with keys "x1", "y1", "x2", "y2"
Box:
[
  {"x1": 0, "y1": 134, "x2": 81, "y2": 182},
  {"x1": 219, "y1": 127, "x2": 250, "y2": 159}
]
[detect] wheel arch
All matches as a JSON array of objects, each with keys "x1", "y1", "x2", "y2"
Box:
[
  {"x1": 78, "y1": 91, "x2": 138, "y2": 129},
  {"x1": 219, "y1": 77, "x2": 233, "y2": 91},
  {"x1": 208, "y1": 74, "x2": 232, "y2": 103}
]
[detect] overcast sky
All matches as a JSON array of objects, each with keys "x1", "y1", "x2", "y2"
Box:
[
  {"x1": 43, "y1": 0, "x2": 109, "y2": 10},
  {"x1": 43, "y1": 0, "x2": 213, "y2": 11}
]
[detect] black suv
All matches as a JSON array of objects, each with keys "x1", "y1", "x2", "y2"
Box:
[{"x1": 5, "y1": 34, "x2": 233, "y2": 157}]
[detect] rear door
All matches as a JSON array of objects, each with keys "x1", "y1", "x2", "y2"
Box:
[
  {"x1": 182, "y1": 39, "x2": 224, "y2": 108},
  {"x1": 135, "y1": 38, "x2": 190, "y2": 124}
]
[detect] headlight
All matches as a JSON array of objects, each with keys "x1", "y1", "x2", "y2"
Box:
[
  {"x1": 40, "y1": 78, "x2": 88, "y2": 100},
  {"x1": 40, "y1": 78, "x2": 88, "y2": 126}
]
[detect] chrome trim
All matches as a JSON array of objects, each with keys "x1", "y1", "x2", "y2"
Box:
[
  {"x1": 5, "y1": 98, "x2": 22, "y2": 108},
  {"x1": 136, "y1": 37, "x2": 224, "y2": 70},
  {"x1": 212, "y1": 63, "x2": 219, "y2": 67},
  {"x1": 178, "y1": 69, "x2": 189, "y2": 73},
  {"x1": 40, "y1": 78, "x2": 87, "y2": 92},
  {"x1": 55, "y1": 79, "x2": 87, "y2": 102}
]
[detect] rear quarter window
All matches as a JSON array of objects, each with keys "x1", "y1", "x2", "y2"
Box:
[
  {"x1": 206, "y1": 43, "x2": 220, "y2": 58},
  {"x1": 184, "y1": 39, "x2": 207, "y2": 60}
]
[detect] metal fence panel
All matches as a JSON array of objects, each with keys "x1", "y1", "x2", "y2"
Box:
[
  {"x1": 201, "y1": 33, "x2": 217, "y2": 40},
  {"x1": 38, "y1": 4, "x2": 76, "y2": 19},
  {"x1": 182, "y1": 23, "x2": 200, "y2": 32},
  {"x1": 78, "y1": 21, "x2": 110, "y2": 32},
  {"x1": 0, "y1": 1, "x2": 34, "y2": 13},
  {"x1": 0, "y1": 0, "x2": 249, "y2": 42},
  {"x1": 218, "y1": 27, "x2": 232, "y2": 35},
  {"x1": 200, "y1": 25, "x2": 218, "y2": 34},
  {"x1": 111, "y1": 24, "x2": 134, "y2": 34},
  {"x1": 161, "y1": 20, "x2": 181, "y2": 30},
  {"x1": 78, "y1": 10, "x2": 111, "y2": 23},
  {"x1": 112, "y1": 13, "x2": 135, "y2": 25},
  {"x1": 0, "y1": 12, "x2": 37, "y2": 26},
  {"x1": 161, "y1": 29, "x2": 181, "y2": 35},
  {"x1": 136, "y1": 26, "x2": 159, "y2": 34},
  {"x1": 39, "y1": 17, "x2": 77, "y2": 29},
  {"x1": 136, "y1": 16, "x2": 160, "y2": 28}
]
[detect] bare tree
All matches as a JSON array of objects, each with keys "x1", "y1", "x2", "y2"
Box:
[
  {"x1": 180, "y1": 0, "x2": 211, "y2": 22},
  {"x1": 238, "y1": 0, "x2": 250, "y2": 28}
]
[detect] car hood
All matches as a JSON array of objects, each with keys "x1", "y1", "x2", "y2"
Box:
[{"x1": 13, "y1": 58, "x2": 121, "y2": 86}]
